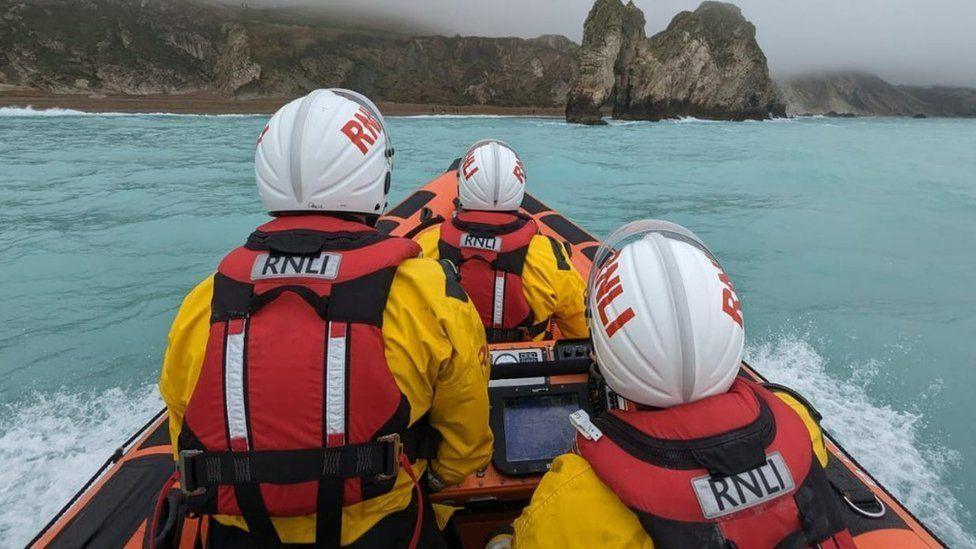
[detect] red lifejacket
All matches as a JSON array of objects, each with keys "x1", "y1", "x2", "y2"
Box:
[
  {"x1": 578, "y1": 378, "x2": 854, "y2": 549},
  {"x1": 176, "y1": 215, "x2": 438, "y2": 547},
  {"x1": 437, "y1": 210, "x2": 547, "y2": 343}
]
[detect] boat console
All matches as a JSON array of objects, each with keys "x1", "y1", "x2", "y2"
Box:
[{"x1": 432, "y1": 339, "x2": 627, "y2": 543}]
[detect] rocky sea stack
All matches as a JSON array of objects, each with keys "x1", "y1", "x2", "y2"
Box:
[{"x1": 566, "y1": 0, "x2": 785, "y2": 124}]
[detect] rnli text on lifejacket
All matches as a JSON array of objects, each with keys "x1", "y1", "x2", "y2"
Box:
[
  {"x1": 460, "y1": 232, "x2": 502, "y2": 252},
  {"x1": 691, "y1": 451, "x2": 795, "y2": 519},
  {"x1": 250, "y1": 252, "x2": 342, "y2": 280}
]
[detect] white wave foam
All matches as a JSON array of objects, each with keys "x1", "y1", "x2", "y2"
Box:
[
  {"x1": 607, "y1": 116, "x2": 722, "y2": 125},
  {"x1": 0, "y1": 385, "x2": 162, "y2": 548},
  {"x1": 747, "y1": 336, "x2": 974, "y2": 547},
  {"x1": 672, "y1": 116, "x2": 721, "y2": 124},
  {"x1": 604, "y1": 119, "x2": 644, "y2": 126},
  {"x1": 0, "y1": 106, "x2": 91, "y2": 117},
  {"x1": 749, "y1": 116, "x2": 796, "y2": 123},
  {"x1": 0, "y1": 106, "x2": 255, "y2": 118}
]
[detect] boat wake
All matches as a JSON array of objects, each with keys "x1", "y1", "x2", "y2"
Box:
[
  {"x1": 748, "y1": 335, "x2": 974, "y2": 547},
  {"x1": 0, "y1": 336, "x2": 972, "y2": 547},
  {"x1": 0, "y1": 385, "x2": 162, "y2": 548}
]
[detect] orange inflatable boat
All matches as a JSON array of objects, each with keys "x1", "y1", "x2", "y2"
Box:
[{"x1": 29, "y1": 161, "x2": 944, "y2": 548}]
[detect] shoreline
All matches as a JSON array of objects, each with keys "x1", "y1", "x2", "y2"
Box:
[
  {"x1": 0, "y1": 90, "x2": 564, "y2": 117},
  {"x1": 3, "y1": 91, "x2": 968, "y2": 120}
]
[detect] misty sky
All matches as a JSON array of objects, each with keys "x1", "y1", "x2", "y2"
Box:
[{"x1": 259, "y1": 0, "x2": 976, "y2": 87}]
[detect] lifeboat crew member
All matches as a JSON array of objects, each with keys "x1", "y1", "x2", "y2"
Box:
[
  {"x1": 414, "y1": 140, "x2": 588, "y2": 343},
  {"x1": 157, "y1": 89, "x2": 492, "y2": 547},
  {"x1": 502, "y1": 221, "x2": 854, "y2": 548}
]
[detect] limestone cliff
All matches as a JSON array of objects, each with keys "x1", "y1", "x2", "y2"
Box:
[
  {"x1": 566, "y1": 0, "x2": 784, "y2": 124},
  {"x1": 777, "y1": 71, "x2": 976, "y2": 117},
  {"x1": 0, "y1": 0, "x2": 577, "y2": 107}
]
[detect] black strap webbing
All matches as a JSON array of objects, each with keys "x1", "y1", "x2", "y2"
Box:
[
  {"x1": 184, "y1": 440, "x2": 397, "y2": 491},
  {"x1": 791, "y1": 463, "x2": 849, "y2": 546},
  {"x1": 486, "y1": 318, "x2": 549, "y2": 344},
  {"x1": 182, "y1": 423, "x2": 439, "y2": 493},
  {"x1": 315, "y1": 477, "x2": 344, "y2": 548},
  {"x1": 402, "y1": 214, "x2": 445, "y2": 240},
  {"x1": 234, "y1": 484, "x2": 281, "y2": 545},
  {"x1": 404, "y1": 420, "x2": 441, "y2": 460}
]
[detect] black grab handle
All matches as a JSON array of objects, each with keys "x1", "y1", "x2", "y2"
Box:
[{"x1": 250, "y1": 286, "x2": 330, "y2": 320}]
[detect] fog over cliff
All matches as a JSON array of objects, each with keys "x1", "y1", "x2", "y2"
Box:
[{"x1": 245, "y1": 0, "x2": 976, "y2": 87}]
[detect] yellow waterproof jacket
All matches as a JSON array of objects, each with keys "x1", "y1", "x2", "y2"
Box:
[
  {"x1": 511, "y1": 391, "x2": 829, "y2": 548},
  {"x1": 159, "y1": 253, "x2": 493, "y2": 545},
  {"x1": 415, "y1": 224, "x2": 588, "y2": 340}
]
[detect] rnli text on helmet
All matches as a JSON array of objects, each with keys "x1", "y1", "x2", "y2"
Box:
[
  {"x1": 594, "y1": 257, "x2": 635, "y2": 338},
  {"x1": 462, "y1": 151, "x2": 479, "y2": 180},
  {"x1": 341, "y1": 106, "x2": 384, "y2": 154},
  {"x1": 462, "y1": 149, "x2": 527, "y2": 184},
  {"x1": 594, "y1": 252, "x2": 743, "y2": 338},
  {"x1": 711, "y1": 259, "x2": 743, "y2": 327},
  {"x1": 512, "y1": 159, "x2": 526, "y2": 184}
]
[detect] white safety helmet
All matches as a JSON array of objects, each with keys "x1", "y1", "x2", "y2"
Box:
[
  {"x1": 254, "y1": 88, "x2": 393, "y2": 214},
  {"x1": 587, "y1": 220, "x2": 745, "y2": 408},
  {"x1": 457, "y1": 139, "x2": 526, "y2": 211}
]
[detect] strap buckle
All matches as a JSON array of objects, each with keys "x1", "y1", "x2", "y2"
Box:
[
  {"x1": 374, "y1": 433, "x2": 402, "y2": 481},
  {"x1": 177, "y1": 450, "x2": 207, "y2": 497}
]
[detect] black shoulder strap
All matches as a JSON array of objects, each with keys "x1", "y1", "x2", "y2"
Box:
[
  {"x1": 547, "y1": 236, "x2": 572, "y2": 270},
  {"x1": 634, "y1": 511, "x2": 727, "y2": 548},
  {"x1": 493, "y1": 244, "x2": 531, "y2": 275},
  {"x1": 402, "y1": 214, "x2": 445, "y2": 240},
  {"x1": 211, "y1": 273, "x2": 253, "y2": 323},
  {"x1": 784, "y1": 460, "x2": 851, "y2": 547},
  {"x1": 438, "y1": 259, "x2": 468, "y2": 302},
  {"x1": 438, "y1": 237, "x2": 464, "y2": 270},
  {"x1": 329, "y1": 267, "x2": 398, "y2": 326}
]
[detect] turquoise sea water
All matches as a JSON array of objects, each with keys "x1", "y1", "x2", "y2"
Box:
[{"x1": 0, "y1": 108, "x2": 974, "y2": 546}]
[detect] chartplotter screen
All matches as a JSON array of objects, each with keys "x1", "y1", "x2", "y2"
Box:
[{"x1": 502, "y1": 393, "x2": 579, "y2": 462}]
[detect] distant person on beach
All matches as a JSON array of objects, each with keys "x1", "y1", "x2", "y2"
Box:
[
  {"x1": 155, "y1": 89, "x2": 491, "y2": 547},
  {"x1": 414, "y1": 139, "x2": 588, "y2": 342},
  {"x1": 495, "y1": 221, "x2": 854, "y2": 548}
]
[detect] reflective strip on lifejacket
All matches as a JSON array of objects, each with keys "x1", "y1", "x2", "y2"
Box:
[
  {"x1": 492, "y1": 273, "x2": 505, "y2": 327},
  {"x1": 224, "y1": 318, "x2": 250, "y2": 450},
  {"x1": 325, "y1": 321, "x2": 348, "y2": 447}
]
